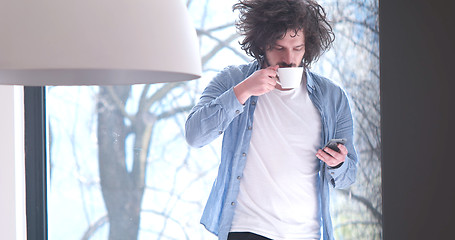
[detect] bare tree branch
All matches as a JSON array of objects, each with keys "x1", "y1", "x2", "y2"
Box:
[
  {"x1": 204, "y1": 22, "x2": 236, "y2": 32},
  {"x1": 157, "y1": 105, "x2": 194, "y2": 121},
  {"x1": 106, "y1": 86, "x2": 134, "y2": 121},
  {"x1": 144, "y1": 82, "x2": 185, "y2": 111},
  {"x1": 337, "y1": 189, "x2": 382, "y2": 223},
  {"x1": 336, "y1": 30, "x2": 379, "y2": 60},
  {"x1": 81, "y1": 215, "x2": 109, "y2": 240},
  {"x1": 197, "y1": 29, "x2": 247, "y2": 62},
  {"x1": 141, "y1": 209, "x2": 190, "y2": 240},
  {"x1": 201, "y1": 32, "x2": 247, "y2": 64},
  {"x1": 336, "y1": 17, "x2": 379, "y2": 34},
  {"x1": 138, "y1": 84, "x2": 151, "y2": 113},
  {"x1": 335, "y1": 220, "x2": 382, "y2": 229}
]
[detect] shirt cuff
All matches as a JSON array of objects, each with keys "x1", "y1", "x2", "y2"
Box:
[{"x1": 326, "y1": 159, "x2": 349, "y2": 188}]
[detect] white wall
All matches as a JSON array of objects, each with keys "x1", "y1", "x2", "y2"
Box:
[{"x1": 0, "y1": 85, "x2": 26, "y2": 240}]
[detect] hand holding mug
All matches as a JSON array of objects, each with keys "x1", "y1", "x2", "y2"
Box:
[{"x1": 234, "y1": 65, "x2": 279, "y2": 104}]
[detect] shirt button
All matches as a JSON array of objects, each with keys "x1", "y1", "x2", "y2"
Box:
[
  {"x1": 218, "y1": 131, "x2": 223, "y2": 135},
  {"x1": 248, "y1": 126, "x2": 252, "y2": 130},
  {"x1": 231, "y1": 202, "x2": 235, "y2": 206},
  {"x1": 242, "y1": 153, "x2": 246, "y2": 157},
  {"x1": 251, "y1": 101, "x2": 256, "y2": 105},
  {"x1": 237, "y1": 176, "x2": 241, "y2": 180},
  {"x1": 235, "y1": 110, "x2": 240, "y2": 114},
  {"x1": 331, "y1": 172, "x2": 335, "y2": 175}
]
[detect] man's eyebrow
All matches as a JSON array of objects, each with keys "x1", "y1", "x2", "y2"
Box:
[{"x1": 271, "y1": 43, "x2": 305, "y2": 48}]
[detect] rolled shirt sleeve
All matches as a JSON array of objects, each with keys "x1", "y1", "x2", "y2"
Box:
[{"x1": 185, "y1": 66, "x2": 249, "y2": 148}]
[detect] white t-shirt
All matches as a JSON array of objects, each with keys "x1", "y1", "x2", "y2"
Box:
[{"x1": 230, "y1": 83, "x2": 322, "y2": 240}]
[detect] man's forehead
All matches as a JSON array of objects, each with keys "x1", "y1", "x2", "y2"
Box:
[{"x1": 274, "y1": 33, "x2": 305, "y2": 45}]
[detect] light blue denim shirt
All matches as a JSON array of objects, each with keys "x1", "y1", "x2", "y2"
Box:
[{"x1": 185, "y1": 61, "x2": 358, "y2": 240}]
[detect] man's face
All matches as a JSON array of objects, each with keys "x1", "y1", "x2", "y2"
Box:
[{"x1": 264, "y1": 29, "x2": 305, "y2": 68}]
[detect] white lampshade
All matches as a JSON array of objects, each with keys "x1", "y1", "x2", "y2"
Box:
[{"x1": 0, "y1": 0, "x2": 202, "y2": 85}]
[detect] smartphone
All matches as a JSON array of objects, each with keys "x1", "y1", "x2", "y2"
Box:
[{"x1": 323, "y1": 138, "x2": 347, "y2": 153}]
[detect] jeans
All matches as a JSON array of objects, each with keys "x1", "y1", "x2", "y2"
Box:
[{"x1": 227, "y1": 232, "x2": 272, "y2": 240}]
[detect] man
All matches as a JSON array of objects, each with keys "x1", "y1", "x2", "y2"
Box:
[{"x1": 185, "y1": 0, "x2": 358, "y2": 239}]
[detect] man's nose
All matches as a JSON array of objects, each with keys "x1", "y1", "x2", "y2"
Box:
[{"x1": 282, "y1": 50, "x2": 295, "y2": 66}]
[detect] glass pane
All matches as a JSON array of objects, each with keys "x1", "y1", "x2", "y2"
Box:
[
  {"x1": 47, "y1": 0, "x2": 381, "y2": 239},
  {"x1": 47, "y1": 83, "x2": 220, "y2": 239}
]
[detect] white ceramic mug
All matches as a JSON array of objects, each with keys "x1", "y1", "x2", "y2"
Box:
[{"x1": 276, "y1": 67, "x2": 304, "y2": 89}]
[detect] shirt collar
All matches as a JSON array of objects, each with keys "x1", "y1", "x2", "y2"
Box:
[{"x1": 306, "y1": 70, "x2": 316, "y2": 94}]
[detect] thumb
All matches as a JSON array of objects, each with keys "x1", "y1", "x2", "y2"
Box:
[{"x1": 338, "y1": 144, "x2": 349, "y2": 155}]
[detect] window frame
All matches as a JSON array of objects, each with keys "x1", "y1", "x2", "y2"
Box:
[{"x1": 24, "y1": 86, "x2": 48, "y2": 240}]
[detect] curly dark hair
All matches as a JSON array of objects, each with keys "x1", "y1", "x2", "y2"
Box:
[{"x1": 233, "y1": 0, "x2": 335, "y2": 68}]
